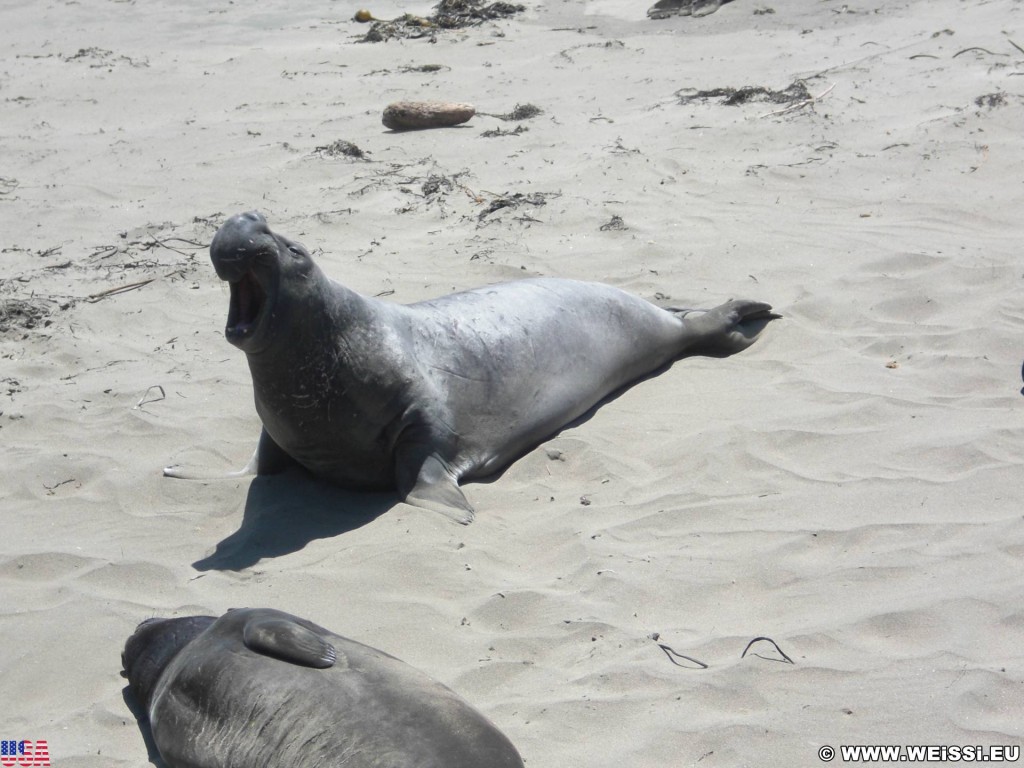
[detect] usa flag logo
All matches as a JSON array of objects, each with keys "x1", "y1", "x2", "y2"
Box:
[{"x1": 0, "y1": 740, "x2": 50, "y2": 767}]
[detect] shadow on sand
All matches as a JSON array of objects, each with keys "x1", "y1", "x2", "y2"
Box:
[
  {"x1": 122, "y1": 686, "x2": 167, "y2": 768},
  {"x1": 192, "y1": 469, "x2": 395, "y2": 571}
]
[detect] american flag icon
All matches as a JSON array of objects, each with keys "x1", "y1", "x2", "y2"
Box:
[{"x1": 0, "y1": 740, "x2": 50, "y2": 766}]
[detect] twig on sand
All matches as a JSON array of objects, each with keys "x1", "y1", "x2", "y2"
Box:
[
  {"x1": 657, "y1": 643, "x2": 709, "y2": 669},
  {"x1": 759, "y1": 83, "x2": 835, "y2": 119},
  {"x1": 86, "y1": 257, "x2": 199, "y2": 302},
  {"x1": 952, "y1": 46, "x2": 1003, "y2": 58},
  {"x1": 86, "y1": 278, "x2": 155, "y2": 302},
  {"x1": 134, "y1": 384, "x2": 166, "y2": 410},
  {"x1": 143, "y1": 236, "x2": 205, "y2": 258},
  {"x1": 741, "y1": 636, "x2": 794, "y2": 664}
]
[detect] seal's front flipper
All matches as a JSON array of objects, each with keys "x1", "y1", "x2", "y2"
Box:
[
  {"x1": 163, "y1": 428, "x2": 295, "y2": 480},
  {"x1": 242, "y1": 616, "x2": 338, "y2": 669},
  {"x1": 396, "y1": 452, "x2": 476, "y2": 525},
  {"x1": 251, "y1": 427, "x2": 296, "y2": 474},
  {"x1": 163, "y1": 454, "x2": 257, "y2": 481},
  {"x1": 405, "y1": 478, "x2": 476, "y2": 525}
]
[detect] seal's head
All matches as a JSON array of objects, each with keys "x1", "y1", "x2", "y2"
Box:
[
  {"x1": 209, "y1": 211, "x2": 317, "y2": 352},
  {"x1": 121, "y1": 616, "x2": 215, "y2": 709}
]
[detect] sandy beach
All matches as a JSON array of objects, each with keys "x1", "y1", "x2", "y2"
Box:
[{"x1": 2, "y1": 0, "x2": 1022, "y2": 765}]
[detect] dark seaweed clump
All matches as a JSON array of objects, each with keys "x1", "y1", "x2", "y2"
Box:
[
  {"x1": 360, "y1": 0, "x2": 525, "y2": 43},
  {"x1": 677, "y1": 80, "x2": 812, "y2": 107}
]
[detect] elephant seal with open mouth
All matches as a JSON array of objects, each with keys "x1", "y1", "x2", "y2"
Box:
[{"x1": 165, "y1": 211, "x2": 777, "y2": 523}]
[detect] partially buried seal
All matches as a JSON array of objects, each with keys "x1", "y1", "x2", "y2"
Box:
[
  {"x1": 122, "y1": 608, "x2": 524, "y2": 768},
  {"x1": 165, "y1": 211, "x2": 778, "y2": 523}
]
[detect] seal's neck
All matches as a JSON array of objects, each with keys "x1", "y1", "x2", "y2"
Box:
[{"x1": 242, "y1": 273, "x2": 388, "y2": 385}]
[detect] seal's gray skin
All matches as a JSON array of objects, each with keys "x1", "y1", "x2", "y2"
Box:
[
  {"x1": 122, "y1": 608, "x2": 525, "y2": 768},
  {"x1": 167, "y1": 211, "x2": 777, "y2": 523}
]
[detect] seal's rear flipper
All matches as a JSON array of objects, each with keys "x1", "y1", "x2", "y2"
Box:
[
  {"x1": 163, "y1": 428, "x2": 296, "y2": 480},
  {"x1": 397, "y1": 452, "x2": 476, "y2": 525},
  {"x1": 676, "y1": 299, "x2": 781, "y2": 358},
  {"x1": 242, "y1": 616, "x2": 338, "y2": 669}
]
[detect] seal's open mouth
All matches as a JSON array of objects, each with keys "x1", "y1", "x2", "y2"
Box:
[{"x1": 226, "y1": 271, "x2": 267, "y2": 341}]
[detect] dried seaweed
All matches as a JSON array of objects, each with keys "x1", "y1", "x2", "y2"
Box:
[
  {"x1": 480, "y1": 125, "x2": 528, "y2": 138},
  {"x1": 481, "y1": 103, "x2": 543, "y2": 121},
  {"x1": 478, "y1": 191, "x2": 557, "y2": 220},
  {"x1": 358, "y1": 0, "x2": 525, "y2": 43},
  {"x1": 678, "y1": 80, "x2": 812, "y2": 106},
  {"x1": 599, "y1": 215, "x2": 628, "y2": 231},
  {"x1": 974, "y1": 92, "x2": 1008, "y2": 109},
  {"x1": 313, "y1": 140, "x2": 369, "y2": 160},
  {"x1": 0, "y1": 297, "x2": 56, "y2": 334},
  {"x1": 421, "y1": 174, "x2": 458, "y2": 197},
  {"x1": 435, "y1": 0, "x2": 525, "y2": 28}
]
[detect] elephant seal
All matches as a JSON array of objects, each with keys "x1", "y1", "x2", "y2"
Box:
[
  {"x1": 165, "y1": 211, "x2": 777, "y2": 523},
  {"x1": 122, "y1": 608, "x2": 524, "y2": 768}
]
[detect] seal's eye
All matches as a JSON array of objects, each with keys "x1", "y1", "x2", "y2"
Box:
[{"x1": 287, "y1": 245, "x2": 304, "y2": 259}]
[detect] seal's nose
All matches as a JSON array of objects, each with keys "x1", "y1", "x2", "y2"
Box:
[
  {"x1": 210, "y1": 211, "x2": 274, "y2": 281},
  {"x1": 221, "y1": 210, "x2": 268, "y2": 239}
]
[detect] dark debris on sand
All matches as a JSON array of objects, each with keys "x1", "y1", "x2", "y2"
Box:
[
  {"x1": 478, "y1": 191, "x2": 558, "y2": 220},
  {"x1": 599, "y1": 215, "x2": 628, "y2": 231},
  {"x1": 435, "y1": 0, "x2": 526, "y2": 28},
  {"x1": 677, "y1": 80, "x2": 812, "y2": 107},
  {"x1": 358, "y1": 0, "x2": 526, "y2": 43},
  {"x1": 0, "y1": 296, "x2": 57, "y2": 335},
  {"x1": 480, "y1": 125, "x2": 528, "y2": 138},
  {"x1": 313, "y1": 140, "x2": 370, "y2": 160},
  {"x1": 974, "y1": 92, "x2": 1008, "y2": 109},
  {"x1": 489, "y1": 103, "x2": 543, "y2": 121},
  {"x1": 478, "y1": 104, "x2": 541, "y2": 136}
]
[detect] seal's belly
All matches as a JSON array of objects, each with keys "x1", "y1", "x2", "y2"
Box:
[
  {"x1": 287, "y1": 438, "x2": 395, "y2": 490},
  {"x1": 254, "y1": 378, "x2": 407, "y2": 491}
]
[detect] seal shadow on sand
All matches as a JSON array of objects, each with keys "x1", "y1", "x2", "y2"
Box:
[
  {"x1": 192, "y1": 473, "x2": 394, "y2": 571},
  {"x1": 121, "y1": 687, "x2": 168, "y2": 768},
  {"x1": 191, "y1": 327, "x2": 774, "y2": 573}
]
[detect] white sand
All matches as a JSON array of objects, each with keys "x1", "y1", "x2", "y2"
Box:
[{"x1": 2, "y1": 0, "x2": 1022, "y2": 765}]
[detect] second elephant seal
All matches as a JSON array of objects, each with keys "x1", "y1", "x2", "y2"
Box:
[{"x1": 122, "y1": 608, "x2": 524, "y2": 768}]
